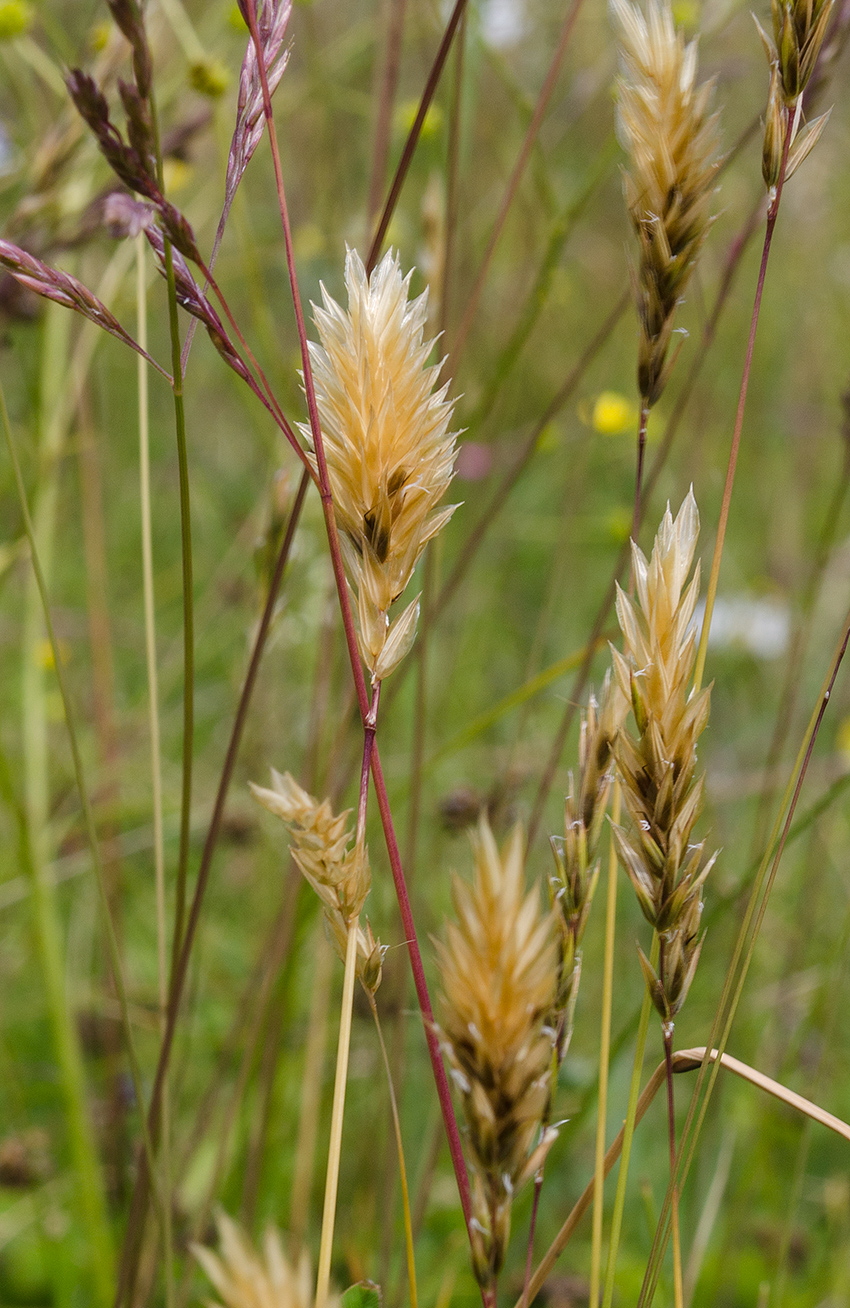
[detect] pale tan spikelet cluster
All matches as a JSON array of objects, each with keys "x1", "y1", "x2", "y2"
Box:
[
  {"x1": 549, "y1": 673, "x2": 626, "y2": 1063},
  {"x1": 611, "y1": 490, "x2": 717, "y2": 1022},
  {"x1": 758, "y1": 0, "x2": 833, "y2": 188},
  {"x1": 193, "y1": 1211, "x2": 338, "y2": 1308},
  {"x1": 305, "y1": 247, "x2": 459, "y2": 681},
  {"x1": 611, "y1": 0, "x2": 721, "y2": 407},
  {"x1": 435, "y1": 818, "x2": 558, "y2": 1289},
  {"x1": 250, "y1": 770, "x2": 384, "y2": 992}
]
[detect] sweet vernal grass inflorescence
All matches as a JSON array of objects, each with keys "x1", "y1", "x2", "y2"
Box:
[
  {"x1": 304, "y1": 247, "x2": 459, "y2": 683},
  {"x1": 193, "y1": 1211, "x2": 339, "y2": 1308},
  {"x1": 435, "y1": 819, "x2": 558, "y2": 1290},
  {"x1": 548, "y1": 674, "x2": 626, "y2": 1064},
  {"x1": 758, "y1": 0, "x2": 834, "y2": 189},
  {"x1": 612, "y1": 0, "x2": 721, "y2": 408},
  {"x1": 611, "y1": 491, "x2": 717, "y2": 1023},
  {"x1": 250, "y1": 770, "x2": 384, "y2": 993}
]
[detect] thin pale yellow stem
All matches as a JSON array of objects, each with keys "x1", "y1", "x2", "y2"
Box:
[
  {"x1": 290, "y1": 930, "x2": 334, "y2": 1250},
  {"x1": 590, "y1": 783, "x2": 620, "y2": 1307},
  {"x1": 316, "y1": 918, "x2": 359, "y2": 1308}
]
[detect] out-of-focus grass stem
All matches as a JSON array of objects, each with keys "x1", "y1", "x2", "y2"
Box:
[
  {"x1": 136, "y1": 230, "x2": 174, "y2": 1304},
  {"x1": 589, "y1": 786, "x2": 620, "y2": 1307},
  {"x1": 638, "y1": 607, "x2": 850, "y2": 1306},
  {"x1": 2, "y1": 373, "x2": 172, "y2": 1298},
  {"x1": 694, "y1": 107, "x2": 794, "y2": 692},
  {"x1": 600, "y1": 933, "x2": 658, "y2": 1308},
  {"x1": 12, "y1": 304, "x2": 114, "y2": 1308}
]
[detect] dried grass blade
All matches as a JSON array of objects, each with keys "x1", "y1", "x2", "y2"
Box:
[{"x1": 672, "y1": 1048, "x2": 850, "y2": 1144}]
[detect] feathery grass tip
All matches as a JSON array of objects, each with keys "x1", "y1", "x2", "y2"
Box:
[
  {"x1": 611, "y1": 0, "x2": 721, "y2": 407},
  {"x1": 611, "y1": 490, "x2": 717, "y2": 1020},
  {"x1": 250, "y1": 769, "x2": 384, "y2": 992},
  {"x1": 304, "y1": 247, "x2": 459, "y2": 681},
  {"x1": 436, "y1": 818, "x2": 557, "y2": 1289}
]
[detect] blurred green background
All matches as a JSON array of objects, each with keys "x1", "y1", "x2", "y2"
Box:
[{"x1": 0, "y1": 0, "x2": 849, "y2": 1304}]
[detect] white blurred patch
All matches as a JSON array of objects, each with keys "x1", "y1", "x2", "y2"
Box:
[
  {"x1": 694, "y1": 594, "x2": 790, "y2": 661},
  {"x1": 482, "y1": 0, "x2": 527, "y2": 47},
  {"x1": 0, "y1": 123, "x2": 13, "y2": 176}
]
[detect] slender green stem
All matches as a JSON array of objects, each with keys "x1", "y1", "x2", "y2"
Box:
[
  {"x1": 589, "y1": 785, "x2": 620, "y2": 1307},
  {"x1": 694, "y1": 106, "x2": 794, "y2": 693},
  {"x1": 637, "y1": 610, "x2": 850, "y2": 1306},
  {"x1": 601, "y1": 932, "x2": 658, "y2": 1308},
  {"x1": 136, "y1": 234, "x2": 174, "y2": 1307},
  {"x1": 632, "y1": 401, "x2": 649, "y2": 547},
  {"x1": 316, "y1": 918, "x2": 360, "y2": 1308},
  {"x1": 659, "y1": 942, "x2": 683, "y2": 1308},
  {"x1": 1, "y1": 376, "x2": 173, "y2": 1290},
  {"x1": 13, "y1": 304, "x2": 113, "y2": 1308},
  {"x1": 161, "y1": 235, "x2": 194, "y2": 982}
]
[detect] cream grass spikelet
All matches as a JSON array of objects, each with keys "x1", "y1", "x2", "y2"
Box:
[
  {"x1": 549, "y1": 673, "x2": 626, "y2": 1063},
  {"x1": 303, "y1": 247, "x2": 459, "y2": 681},
  {"x1": 250, "y1": 770, "x2": 385, "y2": 992},
  {"x1": 611, "y1": 490, "x2": 717, "y2": 1021},
  {"x1": 435, "y1": 818, "x2": 558, "y2": 1289},
  {"x1": 612, "y1": 0, "x2": 721, "y2": 407},
  {"x1": 757, "y1": 0, "x2": 834, "y2": 189},
  {"x1": 193, "y1": 1210, "x2": 338, "y2": 1308}
]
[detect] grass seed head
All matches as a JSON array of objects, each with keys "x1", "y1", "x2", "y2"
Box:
[
  {"x1": 549, "y1": 673, "x2": 627, "y2": 1060},
  {"x1": 611, "y1": 490, "x2": 716, "y2": 1019},
  {"x1": 304, "y1": 247, "x2": 459, "y2": 680},
  {"x1": 193, "y1": 1211, "x2": 336, "y2": 1308},
  {"x1": 758, "y1": 0, "x2": 835, "y2": 189},
  {"x1": 250, "y1": 770, "x2": 384, "y2": 991},
  {"x1": 611, "y1": 0, "x2": 721, "y2": 406},
  {"x1": 435, "y1": 818, "x2": 558, "y2": 1287}
]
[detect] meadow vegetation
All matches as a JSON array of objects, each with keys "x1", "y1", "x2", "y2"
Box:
[{"x1": 0, "y1": 0, "x2": 849, "y2": 1306}]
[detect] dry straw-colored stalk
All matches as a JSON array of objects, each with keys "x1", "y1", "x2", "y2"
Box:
[
  {"x1": 611, "y1": 0, "x2": 721, "y2": 407},
  {"x1": 435, "y1": 818, "x2": 558, "y2": 1290},
  {"x1": 303, "y1": 247, "x2": 459, "y2": 682},
  {"x1": 611, "y1": 490, "x2": 717, "y2": 1020},
  {"x1": 250, "y1": 769, "x2": 384, "y2": 992},
  {"x1": 549, "y1": 673, "x2": 625, "y2": 1063},
  {"x1": 193, "y1": 1210, "x2": 338, "y2": 1308}
]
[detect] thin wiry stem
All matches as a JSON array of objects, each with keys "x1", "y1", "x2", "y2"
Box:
[
  {"x1": 367, "y1": 0, "x2": 408, "y2": 229},
  {"x1": 637, "y1": 608, "x2": 850, "y2": 1307},
  {"x1": 632, "y1": 400, "x2": 650, "y2": 547},
  {"x1": 366, "y1": 0, "x2": 469, "y2": 273},
  {"x1": 600, "y1": 933, "x2": 658, "y2": 1308},
  {"x1": 245, "y1": 0, "x2": 475, "y2": 1245},
  {"x1": 517, "y1": 1035, "x2": 850, "y2": 1308},
  {"x1": 136, "y1": 230, "x2": 174, "y2": 1305},
  {"x1": 589, "y1": 785, "x2": 620, "y2": 1307},
  {"x1": 116, "y1": 469, "x2": 309, "y2": 1301},
  {"x1": 748, "y1": 434, "x2": 850, "y2": 858},
  {"x1": 451, "y1": 0, "x2": 585, "y2": 363},
  {"x1": 9, "y1": 306, "x2": 114, "y2": 1308},
  {"x1": 1, "y1": 376, "x2": 170, "y2": 1285},
  {"x1": 315, "y1": 919, "x2": 360, "y2": 1308},
  {"x1": 693, "y1": 106, "x2": 795, "y2": 692},
  {"x1": 658, "y1": 942, "x2": 684, "y2": 1308}
]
